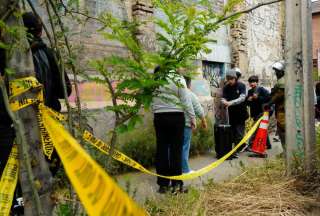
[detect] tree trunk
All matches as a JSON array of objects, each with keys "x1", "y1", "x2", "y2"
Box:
[{"x1": 1, "y1": 0, "x2": 54, "y2": 215}]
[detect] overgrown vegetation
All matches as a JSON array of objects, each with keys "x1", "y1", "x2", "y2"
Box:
[
  {"x1": 85, "y1": 0, "x2": 243, "y2": 151},
  {"x1": 91, "y1": 114, "x2": 214, "y2": 175},
  {"x1": 145, "y1": 160, "x2": 320, "y2": 216}
]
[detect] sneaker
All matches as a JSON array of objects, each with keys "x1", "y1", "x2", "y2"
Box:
[
  {"x1": 183, "y1": 170, "x2": 195, "y2": 174},
  {"x1": 158, "y1": 186, "x2": 169, "y2": 194},
  {"x1": 240, "y1": 143, "x2": 250, "y2": 153},
  {"x1": 231, "y1": 154, "x2": 239, "y2": 159},
  {"x1": 273, "y1": 137, "x2": 280, "y2": 142},
  {"x1": 12, "y1": 197, "x2": 24, "y2": 215},
  {"x1": 248, "y1": 153, "x2": 267, "y2": 158},
  {"x1": 226, "y1": 156, "x2": 233, "y2": 160},
  {"x1": 171, "y1": 185, "x2": 188, "y2": 195}
]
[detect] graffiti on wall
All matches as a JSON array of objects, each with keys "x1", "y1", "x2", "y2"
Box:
[
  {"x1": 202, "y1": 61, "x2": 225, "y2": 88},
  {"x1": 68, "y1": 81, "x2": 112, "y2": 109},
  {"x1": 246, "y1": 0, "x2": 283, "y2": 85}
]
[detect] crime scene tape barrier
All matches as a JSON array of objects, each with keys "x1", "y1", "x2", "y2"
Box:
[
  {"x1": 9, "y1": 76, "x2": 41, "y2": 98},
  {"x1": 8, "y1": 76, "x2": 263, "y2": 180},
  {"x1": 2, "y1": 76, "x2": 264, "y2": 215},
  {"x1": 9, "y1": 79, "x2": 263, "y2": 181},
  {"x1": 42, "y1": 112, "x2": 147, "y2": 216},
  {"x1": 1, "y1": 77, "x2": 148, "y2": 216},
  {"x1": 82, "y1": 117, "x2": 262, "y2": 180},
  {"x1": 0, "y1": 145, "x2": 19, "y2": 216}
]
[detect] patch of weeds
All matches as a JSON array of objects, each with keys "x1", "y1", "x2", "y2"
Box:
[
  {"x1": 145, "y1": 187, "x2": 205, "y2": 216},
  {"x1": 56, "y1": 203, "x2": 73, "y2": 216}
]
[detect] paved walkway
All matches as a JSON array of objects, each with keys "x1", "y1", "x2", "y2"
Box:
[{"x1": 116, "y1": 134, "x2": 283, "y2": 204}]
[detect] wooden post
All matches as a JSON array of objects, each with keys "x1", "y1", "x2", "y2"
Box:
[
  {"x1": 284, "y1": 0, "x2": 305, "y2": 174},
  {"x1": 301, "y1": 0, "x2": 316, "y2": 174},
  {"x1": 1, "y1": 0, "x2": 54, "y2": 214}
]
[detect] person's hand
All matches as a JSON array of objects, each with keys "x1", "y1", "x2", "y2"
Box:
[
  {"x1": 252, "y1": 94, "x2": 258, "y2": 99},
  {"x1": 263, "y1": 104, "x2": 270, "y2": 111},
  {"x1": 247, "y1": 96, "x2": 253, "y2": 101},
  {"x1": 222, "y1": 99, "x2": 231, "y2": 107},
  {"x1": 201, "y1": 119, "x2": 208, "y2": 129},
  {"x1": 191, "y1": 118, "x2": 197, "y2": 130}
]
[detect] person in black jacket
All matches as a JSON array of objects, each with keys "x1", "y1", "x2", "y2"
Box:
[
  {"x1": 246, "y1": 75, "x2": 271, "y2": 149},
  {"x1": 222, "y1": 69, "x2": 248, "y2": 158},
  {"x1": 22, "y1": 12, "x2": 72, "y2": 112},
  {"x1": 22, "y1": 12, "x2": 72, "y2": 177}
]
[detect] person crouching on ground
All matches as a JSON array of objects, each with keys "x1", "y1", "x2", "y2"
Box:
[
  {"x1": 221, "y1": 69, "x2": 248, "y2": 158},
  {"x1": 152, "y1": 66, "x2": 196, "y2": 194},
  {"x1": 246, "y1": 75, "x2": 271, "y2": 150},
  {"x1": 182, "y1": 76, "x2": 207, "y2": 174}
]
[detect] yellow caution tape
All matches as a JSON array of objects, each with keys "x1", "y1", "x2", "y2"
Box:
[
  {"x1": 40, "y1": 104, "x2": 66, "y2": 121},
  {"x1": 8, "y1": 77, "x2": 61, "y2": 159},
  {"x1": 37, "y1": 111, "x2": 54, "y2": 160},
  {"x1": 42, "y1": 113, "x2": 147, "y2": 216},
  {"x1": 83, "y1": 117, "x2": 262, "y2": 180},
  {"x1": 7, "y1": 77, "x2": 147, "y2": 215},
  {"x1": 5, "y1": 76, "x2": 264, "y2": 215},
  {"x1": 36, "y1": 105, "x2": 66, "y2": 159},
  {"x1": 0, "y1": 145, "x2": 19, "y2": 215},
  {"x1": 9, "y1": 76, "x2": 42, "y2": 98},
  {"x1": 9, "y1": 97, "x2": 39, "y2": 112}
]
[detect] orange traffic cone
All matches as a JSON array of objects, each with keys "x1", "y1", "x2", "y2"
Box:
[{"x1": 251, "y1": 112, "x2": 269, "y2": 157}]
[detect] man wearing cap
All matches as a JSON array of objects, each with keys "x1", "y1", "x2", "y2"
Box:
[{"x1": 221, "y1": 69, "x2": 248, "y2": 158}]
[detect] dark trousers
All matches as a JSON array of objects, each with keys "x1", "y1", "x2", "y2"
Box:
[
  {"x1": 0, "y1": 135, "x2": 14, "y2": 176},
  {"x1": 154, "y1": 112, "x2": 185, "y2": 187},
  {"x1": 230, "y1": 122, "x2": 245, "y2": 147}
]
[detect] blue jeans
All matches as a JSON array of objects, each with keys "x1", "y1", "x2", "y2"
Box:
[{"x1": 182, "y1": 127, "x2": 192, "y2": 173}]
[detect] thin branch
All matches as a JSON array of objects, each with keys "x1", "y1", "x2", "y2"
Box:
[
  {"x1": 0, "y1": 1, "x2": 19, "y2": 21},
  {"x1": 58, "y1": 0, "x2": 104, "y2": 23},
  {"x1": 44, "y1": 0, "x2": 74, "y2": 134},
  {"x1": 47, "y1": 0, "x2": 82, "y2": 130},
  {"x1": 214, "y1": 0, "x2": 284, "y2": 25}
]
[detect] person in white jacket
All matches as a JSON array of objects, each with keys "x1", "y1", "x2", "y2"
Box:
[
  {"x1": 182, "y1": 77, "x2": 207, "y2": 174},
  {"x1": 152, "y1": 66, "x2": 196, "y2": 194}
]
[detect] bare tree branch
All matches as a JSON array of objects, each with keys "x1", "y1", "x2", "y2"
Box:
[
  {"x1": 58, "y1": 0, "x2": 104, "y2": 23},
  {"x1": 47, "y1": 0, "x2": 83, "y2": 130},
  {"x1": 214, "y1": 0, "x2": 284, "y2": 25}
]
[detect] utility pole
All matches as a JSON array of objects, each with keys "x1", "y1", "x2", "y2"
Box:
[
  {"x1": 285, "y1": 0, "x2": 316, "y2": 175},
  {"x1": 301, "y1": 0, "x2": 316, "y2": 174},
  {"x1": 1, "y1": 0, "x2": 54, "y2": 214}
]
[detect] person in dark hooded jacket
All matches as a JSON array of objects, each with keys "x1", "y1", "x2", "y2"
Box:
[
  {"x1": 22, "y1": 12, "x2": 72, "y2": 111},
  {"x1": 22, "y1": 12, "x2": 72, "y2": 176}
]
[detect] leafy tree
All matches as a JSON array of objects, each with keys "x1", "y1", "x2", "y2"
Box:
[{"x1": 87, "y1": 0, "x2": 244, "y2": 149}]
